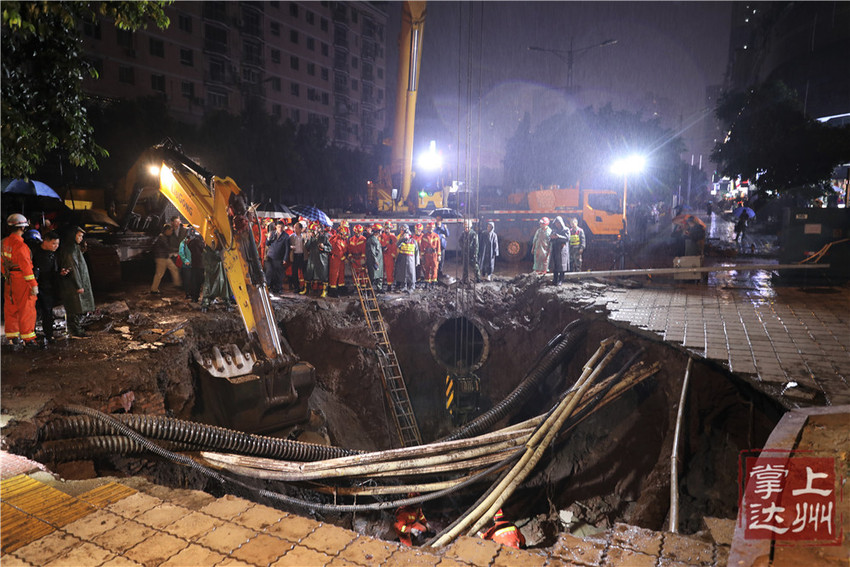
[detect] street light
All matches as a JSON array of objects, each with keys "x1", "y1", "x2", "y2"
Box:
[
  {"x1": 610, "y1": 154, "x2": 646, "y2": 234},
  {"x1": 528, "y1": 38, "x2": 617, "y2": 92}
]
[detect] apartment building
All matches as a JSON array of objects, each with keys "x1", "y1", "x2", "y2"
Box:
[{"x1": 80, "y1": 1, "x2": 389, "y2": 151}]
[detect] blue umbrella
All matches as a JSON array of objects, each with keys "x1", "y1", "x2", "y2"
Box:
[
  {"x1": 733, "y1": 206, "x2": 755, "y2": 220},
  {"x1": 3, "y1": 179, "x2": 61, "y2": 200},
  {"x1": 290, "y1": 204, "x2": 332, "y2": 227}
]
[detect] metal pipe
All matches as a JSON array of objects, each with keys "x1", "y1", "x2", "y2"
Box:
[{"x1": 669, "y1": 356, "x2": 693, "y2": 533}]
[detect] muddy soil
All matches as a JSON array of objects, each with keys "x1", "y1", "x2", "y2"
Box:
[{"x1": 0, "y1": 272, "x2": 783, "y2": 543}]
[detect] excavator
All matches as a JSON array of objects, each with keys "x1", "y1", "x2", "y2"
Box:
[{"x1": 124, "y1": 139, "x2": 314, "y2": 434}]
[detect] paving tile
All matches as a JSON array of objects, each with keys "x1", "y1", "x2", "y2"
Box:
[
  {"x1": 92, "y1": 520, "x2": 158, "y2": 554},
  {"x1": 123, "y1": 531, "x2": 190, "y2": 567},
  {"x1": 140, "y1": 484, "x2": 216, "y2": 510},
  {"x1": 62, "y1": 509, "x2": 124, "y2": 540},
  {"x1": 160, "y1": 544, "x2": 226, "y2": 567},
  {"x1": 435, "y1": 558, "x2": 471, "y2": 567},
  {"x1": 230, "y1": 532, "x2": 294, "y2": 565},
  {"x1": 105, "y1": 493, "x2": 163, "y2": 519},
  {"x1": 214, "y1": 558, "x2": 253, "y2": 567},
  {"x1": 384, "y1": 548, "x2": 441, "y2": 566},
  {"x1": 492, "y1": 546, "x2": 548, "y2": 566},
  {"x1": 42, "y1": 541, "x2": 116, "y2": 567},
  {"x1": 1, "y1": 553, "x2": 38, "y2": 567},
  {"x1": 603, "y1": 546, "x2": 657, "y2": 567},
  {"x1": 13, "y1": 531, "x2": 83, "y2": 566},
  {"x1": 661, "y1": 532, "x2": 715, "y2": 565},
  {"x1": 442, "y1": 536, "x2": 501, "y2": 566},
  {"x1": 550, "y1": 533, "x2": 605, "y2": 566},
  {"x1": 336, "y1": 535, "x2": 398, "y2": 566},
  {"x1": 265, "y1": 514, "x2": 320, "y2": 543},
  {"x1": 272, "y1": 545, "x2": 333, "y2": 566},
  {"x1": 162, "y1": 510, "x2": 225, "y2": 540},
  {"x1": 325, "y1": 558, "x2": 362, "y2": 567},
  {"x1": 196, "y1": 522, "x2": 258, "y2": 555},
  {"x1": 610, "y1": 523, "x2": 662, "y2": 557},
  {"x1": 232, "y1": 503, "x2": 287, "y2": 532},
  {"x1": 135, "y1": 502, "x2": 192, "y2": 530},
  {"x1": 200, "y1": 495, "x2": 255, "y2": 521},
  {"x1": 300, "y1": 523, "x2": 358, "y2": 555},
  {"x1": 101, "y1": 556, "x2": 144, "y2": 567}
]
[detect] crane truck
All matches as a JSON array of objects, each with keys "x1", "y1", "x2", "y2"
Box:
[{"x1": 125, "y1": 139, "x2": 315, "y2": 434}]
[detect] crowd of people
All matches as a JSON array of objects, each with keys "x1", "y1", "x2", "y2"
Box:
[{"x1": 2, "y1": 213, "x2": 95, "y2": 349}]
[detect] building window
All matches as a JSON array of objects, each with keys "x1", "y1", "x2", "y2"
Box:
[
  {"x1": 270, "y1": 77, "x2": 281, "y2": 91},
  {"x1": 205, "y1": 24, "x2": 228, "y2": 54},
  {"x1": 321, "y1": 43, "x2": 328, "y2": 56},
  {"x1": 351, "y1": 9, "x2": 358, "y2": 23},
  {"x1": 352, "y1": 57, "x2": 358, "y2": 69},
  {"x1": 271, "y1": 49, "x2": 280, "y2": 64},
  {"x1": 243, "y1": 40, "x2": 262, "y2": 65},
  {"x1": 290, "y1": 30, "x2": 299, "y2": 44},
  {"x1": 290, "y1": 3, "x2": 299, "y2": 17},
  {"x1": 180, "y1": 48, "x2": 194, "y2": 66},
  {"x1": 307, "y1": 37, "x2": 315, "y2": 51},
  {"x1": 116, "y1": 29, "x2": 133, "y2": 49},
  {"x1": 322, "y1": 92, "x2": 329, "y2": 105},
  {"x1": 178, "y1": 14, "x2": 192, "y2": 33},
  {"x1": 83, "y1": 20, "x2": 101, "y2": 39},
  {"x1": 377, "y1": 67, "x2": 383, "y2": 79},
  {"x1": 270, "y1": 22, "x2": 280, "y2": 36},
  {"x1": 306, "y1": 11, "x2": 314, "y2": 24},
  {"x1": 307, "y1": 87, "x2": 318, "y2": 101},
  {"x1": 291, "y1": 82, "x2": 300, "y2": 96},
  {"x1": 321, "y1": 67, "x2": 328, "y2": 81},
  {"x1": 291, "y1": 108, "x2": 300, "y2": 122},
  {"x1": 378, "y1": 88, "x2": 384, "y2": 102},
  {"x1": 207, "y1": 90, "x2": 229, "y2": 108},
  {"x1": 290, "y1": 56, "x2": 299, "y2": 70},
  {"x1": 181, "y1": 81, "x2": 195, "y2": 98},
  {"x1": 307, "y1": 63, "x2": 315, "y2": 76},
  {"x1": 352, "y1": 79, "x2": 358, "y2": 91},
  {"x1": 210, "y1": 59, "x2": 226, "y2": 82},
  {"x1": 242, "y1": 67, "x2": 259, "y2": 83},
  {"x1": 272, "y1": 104, "x2": 281, "y2": 118},
  {"x1": 118, "y1": 65, "x2": 135, "y2": 84},
  {"x1": 151, "y1": 73, "x2": 165, "y2": 92},
  {"x1": 320, "y1": 17, "x2": 328, "y2": 32}
]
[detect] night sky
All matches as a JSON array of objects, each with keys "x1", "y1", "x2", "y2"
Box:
[{"x1": 385, "y1": 1, "x2": 732, "y2": 185}]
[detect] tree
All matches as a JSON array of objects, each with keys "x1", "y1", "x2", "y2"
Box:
[
  {"x1": 1, "y1": 1, "x2": 170, "y2": 178},
  {"x1": 712, "y1": 81, "x2": 850, "y2": 198}
]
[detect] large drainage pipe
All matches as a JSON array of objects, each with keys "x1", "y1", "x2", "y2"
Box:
[{"x1": 440, "y1": 318, "x2": 587, "y2": 442}]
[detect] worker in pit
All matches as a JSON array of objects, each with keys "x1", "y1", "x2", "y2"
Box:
[
  {"x1": 480, "y1": 509, "x2": 526, "y2": 549},
  {"x1": 532, "y1": 217, "x2": 552, "y2": 275},
  {"x1": 347, "y1": 224, "x2": 367, "y2": 282},
  {"x1": 380, "y1": 221, "x2": 398, "y2": 292},
  {"x1": 420, "y1": 222, "x2": 441, "y2": 289},
  {"x1": 328, "y1": 222, "x2": 349, "y2": 297},
  {"x1": 394, "y1": 500, "x2": 432, "y2": 547},
  {"x1": 2, "y1": 214, "x2": 39, "y2": 349},
  {"x1": 395, "y1": 225, "x2": 419, "y2": 293},
  {"x1": 304, "y1": 221, "x2": 330, "y2": 297},
  {"x1": 459, "y1": 219, "x2": 480, "y2": 283},
  {"x1": 568, "y1": 217, "x2": 586, "y2": 272},
  {"x1": 364, "y1": 223, "x2": 384, "y2": 293}
]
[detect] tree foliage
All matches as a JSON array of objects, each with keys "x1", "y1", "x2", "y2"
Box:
[
  {"x1": 712, "y1": 81, "x2": 850, "y2": 198},
  {"x1": 1, "y1": 1, "x2": 170, "y2": 178}
]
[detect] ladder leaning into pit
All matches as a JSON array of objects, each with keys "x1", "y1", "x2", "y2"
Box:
[{"x1": 348, "y1": 262, "x2": 423, "y2": 447}]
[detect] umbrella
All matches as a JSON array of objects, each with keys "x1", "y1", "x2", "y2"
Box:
[
  {"x1": 255, "y1": 202, "x2": 295, "y2": 219},
  {"x1": 671, "y1": 213, "x2": 705, "y2": 228},
  {"x1": 290, "y1": 204, "x2": 332, "y2": 227},
  {"x1": 2, "y1": 179, "x2": 66, "y2": 215},
  {"x1": 733, "y1": 206, "x2": 756, "y2": 220}
]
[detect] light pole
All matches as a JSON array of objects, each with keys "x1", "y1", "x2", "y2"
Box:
[
  {"x1": 610, "y1": 154, "x2": 646, "y2": 235},
  {"x1": 529, "y1": 38, "x2": 617, "y2": 93}
]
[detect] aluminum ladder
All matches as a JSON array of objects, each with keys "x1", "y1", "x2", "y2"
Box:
[{"x1": 349, "y1": 263, "x2": 422, "y2": 447}]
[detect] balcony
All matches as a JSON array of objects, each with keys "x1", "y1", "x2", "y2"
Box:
[{"x1": 204, "y1": 39, "x2": 229, "y2": 56}]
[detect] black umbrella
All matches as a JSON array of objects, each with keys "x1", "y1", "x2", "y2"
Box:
[{"x1": 255, "y1": 202, "x2": 295, "y2": 219}]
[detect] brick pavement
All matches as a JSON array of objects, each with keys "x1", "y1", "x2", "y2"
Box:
[{"x1": 561, "y1": 277, "x2": 850, "y2": 408}]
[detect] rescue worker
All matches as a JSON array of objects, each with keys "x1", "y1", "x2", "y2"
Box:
[
  {"x1": 395, "y1": 225, "x2": 419, "y2": 293},
  {"x1": 380, "y1": 221, "x2": 398, "y2": 292},
  {"x1": 420, "y1": 222, "x2": 441, "y2": 289},
  {"x1": 328, "y1": 222, "x2": 349, "y2": 297},
  {"x1": 2, "y1": 214, "x2": 39, "y2": 348},
  {"x1": 289, "y1": 220, "x2": 306, "y2": 293},
  {"x1": 32, "y1": 231, "x2": 62, "y2": 345},
  {"x1": 58, "y1": 226, "x2": 95, "y2": 337},
  {"x1": 549, "y1": 216, "x2": 570, "y2": 285},
  {"x1": 478, "y1": 221, "x2": 499, "y2": 281},
  {"x1": 568, "y1": 217, "x2": 586, "y2": 272},
  {"x1": 394, "y1": 502, "x2": 431, "y2": 547},
  {"x1": 364, "y1": 223, "x2": 384, "y2": 293},
  {"x1": 304, "y1": 221, "x2": 330, "y2": 297},
  {"x1": 459, "y1": 220, "x2": 480, "y2": 283},
  {"x1": 532, "y1": 217, "x2": 551, "y2": 275},
  {"x1": 434, "y1": 215, "x2": 450, "y2": 276},
  {"x1": 480, "y1": 509, "x2": 525, "y2": 549},
  {"x1": 411, "y1": 222, "x2": 424, "y2": 281},
  {"x1": 347, "y1": 224, "x2": 367, "y2": 283}
]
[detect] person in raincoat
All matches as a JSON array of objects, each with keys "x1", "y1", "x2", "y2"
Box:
[
  {"x1": 58, "y1": 226, "x2": 95, "y2": 337},
  {"x1": 459, "y1": 220, "x2": 479, "y2": 283},
  {"x1": 2, "y1": 214, "x2": 39, "y2": 347},
  {"x1": 328, "y1": 223, "x2": 349, "y2": 297},
  {"x1": 304, "y1": 221, "x2": 330, "y2": 297},
  {"x1": 200, "y1": 237, "x2": 233, "y2": 312},
  {"x1": 531, "y1": 217, "x2": 551, "y2": 275},
  {"x1": 364, "y1": 224, "x2": 384, "y2": 293},
  {"x1": 548, "y1": 216, "x2": 570, "y2": 285},
  {"x1": 478, "y1": 221, "x2": 499, "y2": 281},
  {"x1": 568, "y1": 217, "x2": 586, "y2": 271},
  {"x1": 395, "y1": 225, "x2": 419, "y2": 293}
]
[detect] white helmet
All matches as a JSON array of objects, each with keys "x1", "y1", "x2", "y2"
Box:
[{"x1": 6, "y1": 213, "x2": 28, "y2": 227}]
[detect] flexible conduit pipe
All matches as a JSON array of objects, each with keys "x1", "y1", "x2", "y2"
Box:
[
  {"x1": 41, "y1": 413, "x2": 360, "y2": 462},
  {"x1": 441, "y1": 319, "x2": 587, "y2": 442}
]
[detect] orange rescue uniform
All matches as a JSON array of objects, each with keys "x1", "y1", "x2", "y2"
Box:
[
  {"x1": 347, "y1": 234, "x2": 367, "y2": 278},
  {"x1": 420, "y1": 232, "x2": 441, "y2": 283},
  {"x1": 2, "y1": 232, "x2": 38, "y2": 342},
  {"x1": 329, "y1": 233, "x2": 348, "y2": 289},
  {"x1": 394, "y1": 505, "x2": 428, "y2": 547},
  {"x1": 380, "y1": 230, "x2": 398, "y2": 285},
  {"x1": 482, "y1": 520, "x2": 526, "y2": 549}
]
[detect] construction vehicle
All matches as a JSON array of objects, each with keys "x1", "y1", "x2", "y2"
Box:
[
  {"x1": 125, "y1": 139, "x2": 315, "y2": 434},
  {"x1": 482, "y1": 185, "x2": 625, "y2": 263}
]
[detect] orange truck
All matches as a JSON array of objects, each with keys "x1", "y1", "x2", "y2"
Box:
[{"x1": 481, "y1": 185, "x2": 625, "y2": 263}]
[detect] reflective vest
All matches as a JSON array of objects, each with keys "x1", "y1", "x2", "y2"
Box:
[
  {"x1": 569, "y1": 229, "x2": 581, "y2": 247},
  {"x1": 482, "y1": 521, "x2": 525, "y2": 549},
  {"x1": 399, "y1": 240, "x2": 416, "y2": 255}
]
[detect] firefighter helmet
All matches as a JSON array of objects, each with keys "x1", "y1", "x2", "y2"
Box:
[
  {"x1": 353, "y1": 224, "x2": 363, "y2": 234},
  {"x1": 414, "y1": 223, "x2": 423, "y2": 232},
  {"x1": 540, "y1": 217, "x2": 550, "y2": 225},
  {"x1": 494, "y1": 509, "x2": 505, "y2": 522},
  {"x1": 6, "y1": 213, "x2": 28, "y2": 227},
  {"x1": 384, "y1": 221, "x2": 395, "y2": 231},
  {"x1": 372, "y1": 223, "x2": 382, "y2": 231},
  {"x1": 426, "y1": 222, "x2": 435, "y2": 229},
  {"x1": 338, "y1": 224, "x2": 350, "y2": 237},
  {"x1": 308, "y1": 220, "x2": 320, "y2": 232}
]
